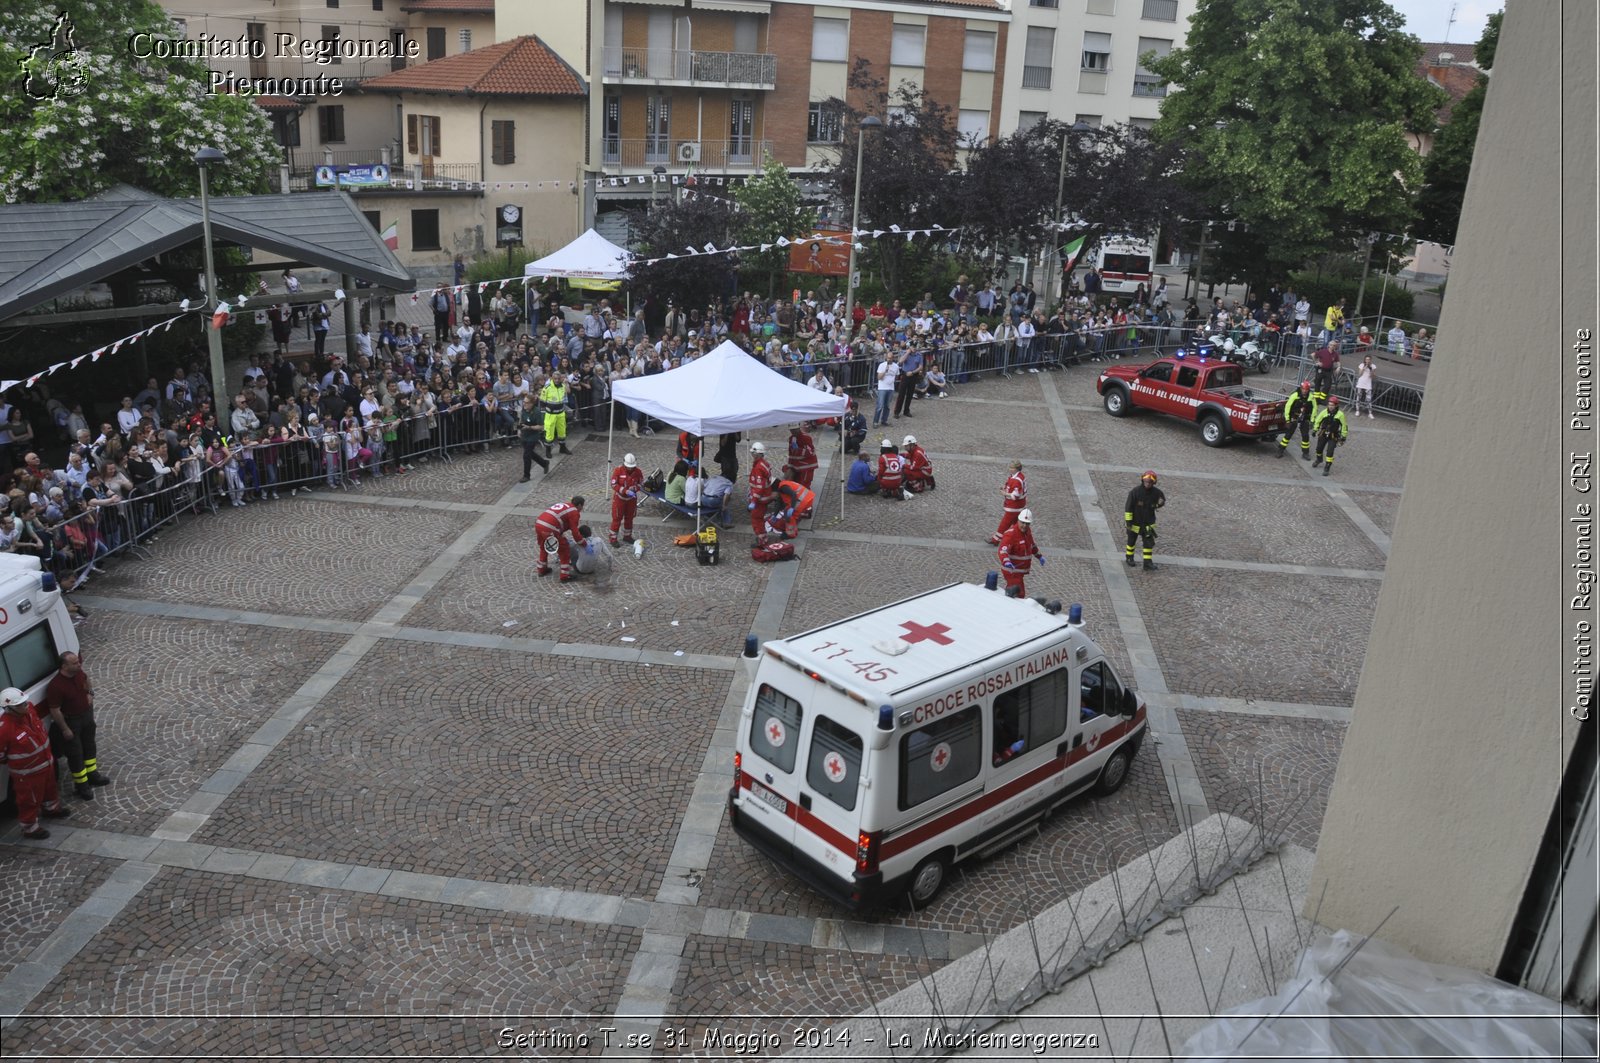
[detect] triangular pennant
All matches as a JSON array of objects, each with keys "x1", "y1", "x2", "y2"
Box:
[
  {"x1": 703, "y1": 242, "x2": 717, "y2": 253},
  {"x1": 45, "y1": 362, "x2": 65, "y2": 376},
  {"x1": 110, "y1": 339, "x2": 123, "y2": 353},
  {"x1": 760, "y1": 244, "x2": 771, "y2": 252},
  {"x1": 889, "y1": 224, "x2": 901, "y2": 232},
  {"x1": 70, "y1": 356, "x2": 86, "y2": 369},
  {"x1": 665, "y1": 252, "x2": 678, "y2": 259},
  {"x1": 26, "y1": 375, "x2": 41, "y2": 388},
  {"x1": 872, "y1": 230, "x2": 884, "y2": 238},
  {"x1": 90, "y1": 347, "x2": 106, "y2": 361},
  {"x1": 775, "y1": 236, "x2": 790, "y2": 247},
  {"x1": 0, "y1": 380, "x2": 21, "y2": 393}
]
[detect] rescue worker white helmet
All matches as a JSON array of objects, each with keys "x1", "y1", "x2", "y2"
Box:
[
  {"x1": 902, "y1": 435, "x2": 916, "y2": 448},
  {"x1": 750, "y1": 442, "x2": 766, "y2": 455},
  {"x1": 881, "y1": 438, "x2": 894, "y2": 449},
  {"x1": 623, "y1": 453, "x2": 637, "y2": 468},
  {"x1": 1018, "y1": 509, "x2": 1034, "y2": 524},
  {"x1": 0, "y1": 687, "x2": 26, "y2": 708}
]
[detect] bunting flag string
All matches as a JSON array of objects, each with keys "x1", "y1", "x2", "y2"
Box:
[
  {"x1": 0, "y1": 311, "x2": 195, "y2": 396},
  {"x1": 633, "y1": 223, "x2": 956, "y2": 268}
]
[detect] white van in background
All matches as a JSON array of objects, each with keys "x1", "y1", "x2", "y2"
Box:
[
  {"x1": 0, "y1": 554, "x2": 79, "y2": 804},
  {"x1": 729, "y1": 582, "x2": 1146, "y2": 910}
]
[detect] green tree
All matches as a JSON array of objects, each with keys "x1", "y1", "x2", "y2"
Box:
[
  {"x1": 1413, "y1": 11, "x2": 1500, "y2": 245},
  {"x1": 734, "y1": 157, "x2": 817, "y2": 297},
  {"x1": 1148, "y1": 0, "x2": 1446, "y2": 286},
  {"x1": 628, "y1": 194, "x2": 739, "y2": 315},
  {"x1": 1, "y1": 0, "x2": 279, "y2": 203}
]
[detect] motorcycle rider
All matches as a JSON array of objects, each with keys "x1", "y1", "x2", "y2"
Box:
[
  {"x1": 1312, "y1": 394, "x2": 1351, "y2": 477},
  {"x1": 1277, "y1": 381, "x2": 1319, "y2": 460}
]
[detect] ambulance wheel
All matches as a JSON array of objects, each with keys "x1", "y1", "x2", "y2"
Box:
[
  {"x1": 906, "y1": 853, "x2": 950, "y2": 908},
  {"x1": 1103, "y1": 387, "x2": 1131, "y2": 418},
  {"x1": 1093, "y1": 748, "x2": 1133, "y2": 796}
]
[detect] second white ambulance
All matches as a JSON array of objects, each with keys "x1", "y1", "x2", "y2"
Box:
[{"x1": 729, "y1": 582, "x2": 1146, "y2": 909}]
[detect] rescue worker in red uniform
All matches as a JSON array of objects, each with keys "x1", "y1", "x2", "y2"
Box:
[
  {"x1": 997, "y1": 508, "x2": 1045, "y2": 597},
  {"x1": 902, "y1": 434, "x2": 935, "y2": 493},
  {"x1": 1277, "y1": 380, "x2": 1318, "y2": 460},
  {"x1": 875, "y1": 439, "x2": 911, "y2": 500},
  {"x1": 535, "y1": 495, "x2": 586, "y2": 581},
  {"x1": 0, "y1": 687, "x2": 70, "y2": 839},
  {"x1": 747, "y1": 441, "x2": 775, "y2": 536},
  {"x1": 784, "y1": 425, "x2": 818, "y2": 489},
  {"x1": 677, "y1": 432, "x2": 702, "y2": 473},
  {"x1": 1312, "y1": 394, "x2": 1351, "y2": 477},
  {"x1": 1124, "y1": 471, "x2": 1166, "y2": 570},
  {"x1": 609, "y1": 453, "x2": 643, "y2": 546},
  {"x1": 990, "y1": 460, "x2": 1027, "y2": 543},
  {"x1": 768, "y1": 479, "x2": 817, "y2": 539}
]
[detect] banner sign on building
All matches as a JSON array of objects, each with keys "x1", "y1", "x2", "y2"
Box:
[
  {"x1": 315, "y1": 164, "x2": 391, "y2": 188},
  {"x1": 787, "y1": 229, "x2": 851, "y2": 276}
]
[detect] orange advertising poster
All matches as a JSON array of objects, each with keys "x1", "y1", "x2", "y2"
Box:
[{"x1": 787, "y1": 231, "x2": 852, "y2": 276}]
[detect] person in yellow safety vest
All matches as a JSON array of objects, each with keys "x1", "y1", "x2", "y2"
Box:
[
  {"x1": 1312, "y1": 394, "x2": 1350, "y2": 477},
  {"x1": 1277, "y1": 381, "x2": 1320, "y2": 460},
  {"x1": 538, "y1": 376, "x2": 572, "y2": 459}
]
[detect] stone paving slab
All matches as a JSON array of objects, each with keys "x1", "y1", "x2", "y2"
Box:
[
  {"x1": 54, "y1": 619, "x2": 336, "y2": 836},
  {"x1": 1178, "y1": 710, "x2": 1348, "y2": 850},
  {"x1": 356, "y1": 443, "x2": 523, "y2": 505},
  {"x1": 1346, "y1": 488, "x2": 1402, "y2": 538},
  {"x1": 401, "y1": 513, "x2": 764, "y2": 657},
  {"x1": 194, "y1": 641, "x2": 728, "y2": 897},
  {"x1": 1088, "y1": 470, "x2": 1388, "y2": 570},
  {"x1": 0, "y1": 850, "x2": 119, "y2": 985},
  {"x1": 1133, "y1": 570, "x2": 1378, "y2": 707},
  {"x1": 84, "y1": 499, "x2": 466, "y2": 621},
  {"x1": 1, "y1": 867, "x2": 637, "y2": 1058}
]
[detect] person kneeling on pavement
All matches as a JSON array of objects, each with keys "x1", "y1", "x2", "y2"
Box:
[
  {"x1": 875, "y1": 439, "x2": 912, "y2": 500},
  {"x1": 902, "y1": 435, "x2": 935, "y2": 492},
  {"x1": 765, "y1": 479, "x2": 816, "y2": 540},
  {"x1": 571, "y1": 524, "x2": 615, "y2": 586},
  {"x1": 846, "y1": 453, "x2": 878, "y2": 494}
]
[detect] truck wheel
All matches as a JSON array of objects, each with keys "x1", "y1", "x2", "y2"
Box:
[
  {"x1": 1103, "y1": 387, "x2": 1131, "y2": 418},
  {"x1": 1093, "y1": 748, "x2": 1134, "y2": 796},
  {"x1": 906, "y1": 853, "x2": 950, "y2": 908},
  {"x1": 1199, "y1": 414, "x2": 1227, "y2": 447}
]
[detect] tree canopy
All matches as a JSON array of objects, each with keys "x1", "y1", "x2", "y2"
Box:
[
  {"x1": 1, "y1": 0, "x2": 280, "y2": 203},
  {"x1": 733, "y1": 158, "x2": 817, "y2": 296},
  {"x1": 626, "y1": 192, "x2": 739, "y2": 315},
  {"x1": 1413, "y1": 11, "x2": 1500, "y2": 246},
  {"x1": 1148, "y1": 0, "x2": 1446, "y2": 284}
]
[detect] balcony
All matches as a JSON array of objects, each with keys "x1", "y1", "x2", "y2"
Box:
[
  {"x1": 1132, "y1": 75, "x2": 1167, "y2": 98},
  {"x1": 601, "y1": 138, "x2": 771, "y2": 172},
  {"x1": 602, "y1": 47, "x2": 777, "y2": 90},
  {"x1": 274, "y1": 159, "x2": 482, "y2": 193}
]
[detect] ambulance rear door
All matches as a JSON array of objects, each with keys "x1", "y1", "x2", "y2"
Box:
[
  {"x1": 787, "y1": 708, "x2": 869, "y2": 886},
  {"x1": 740, "y1": 678, "x2": 805, "y2": 850}
]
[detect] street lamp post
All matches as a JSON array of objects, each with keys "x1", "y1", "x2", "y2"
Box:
[
  {"x1": 1050, "y1": 121, "x2": 1092, "y2": 309},
  {"x1": 194, "y1": 147, "x2": 228, "y2": 416},
  {"x1": 841, "y1": 115, "x2": 883, "y2": 342}
]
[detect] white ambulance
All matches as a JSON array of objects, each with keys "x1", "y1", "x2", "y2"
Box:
[
  {"x1": 0, "y1": 554, "x2": 79, "y2": 805},
  {"x1": 729, "y1": 582, "x2": 1147, "y2": 910}
]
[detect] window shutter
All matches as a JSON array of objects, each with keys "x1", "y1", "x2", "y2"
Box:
[
  {"x1": 503, "y1": 121, "x2": 514, "y2": 164},
  {"x1": 407, "y1": 113, "x2": 418, "y2": 155},
  {"x1": 428, "y1": 116, "x2": 441, "y2": 157},
  {"x1": 491, "y1": 121, "x2": 503, "y2": 164}
]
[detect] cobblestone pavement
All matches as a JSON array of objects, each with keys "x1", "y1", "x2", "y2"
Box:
[{"x1": 0, "y1": 360, "x2": 1404, "y2": 1059}]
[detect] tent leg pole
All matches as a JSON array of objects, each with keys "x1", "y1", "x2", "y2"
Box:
[
  {"x1": 606, "y1": 398, "x2": 615, "y2": 513},
  {"x1": 839, "y1": 424, "x2": 845, "y2": 522}
]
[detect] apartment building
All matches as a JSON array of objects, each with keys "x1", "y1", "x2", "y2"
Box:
[
  {"x1": 495, "y1": 1, "x2": 1010, "y2": 238},
  {"x1": 999, "y1": 0, "x2": 1195, "y2": 134}
]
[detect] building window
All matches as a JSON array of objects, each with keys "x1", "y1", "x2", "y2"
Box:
[
  {"x1": 1030, "y1": 0, "x2": 1059, "y2": 7},
  {"x1": 372, "y1": 0, "x2": 384, "y2": 9},
  {"x1": 1018, "y1": 110, "x2": 1048, "y2": 130},
  {"x1": 1022, "y1": 26, "x2": 1055, "y2": 89},
  {"x1": 890, "y1": 24, "x2": 925, "y2": 67},
  {"x1": 1082, "y1": 31, "x2": 1112, "y2": 71},
  {"x1": 426, "y1": 27, "x2": 445, "y2": 61},
  {"x1": 326, "y1": 0, "x2": 339, "y2": 7},
  {"x1": 1134, "y1": 37, "x2": 1171, "y2": 96},
  {"x1": 807, "y1": 101, "x2": 843, "y2": 144},
  {"x1": 362, "y1": 210, "x2": 381, "y2": 232},
  {"x1": 491, "y1": 120, "x2": 515, "y2": 164},
  {"x1": 644, "y1": 93, "x2": 671, "y2": 162},
  {"x1": 321, "y1": 26, "x2": 341, "y2": 65},
  {"x1": 812, "y1": 17, "x2": 848, "y2": 62},
  {"x1": 459, "y1": 28, "x2": 472, "y2": 53},
  {"x1": 1076, "y1": 114, "x2": 1103, "y2": 128},
  {"x1": 887, "y1": 104, "x2": 915, "y2": 126},
  {"x1": 406, "y1": 113, "x2": 441, "y2": 156},
  {"x1": 1087, "y1": 0, "x2": 1116, "y2": 14},
  {"x1": 957, "y1": 109, "x2": 990, "y2": 147},
  {"x1": 602, "y1": 94, "x2": 620, "y2": 163},
  {"x1": 411, "y1": 209, "x2": 440, "y2": 251},
  {"x1": 963, "y1": 29, "x2": 996, "y2": 72},
  {"x1": 273, "y1": 111, "x2": 302, "y2": 147},
  {"x1": 1141, "y1": 0, "x2": 1179, "y2": 20},
  {"x1": 1129, "y1": 117, "x2": 1156, "y2": 130},
  {"x1": 318, "y1": 104, "x2": 345, "y2": 143}
]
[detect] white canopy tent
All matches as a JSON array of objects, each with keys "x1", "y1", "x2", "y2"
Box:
[
  {"x1": 608, "y1": 340, "x2": 850, "y2": 529},
  {"x1": 522, "y1": 227, "x2": 632, "y2": 282}
]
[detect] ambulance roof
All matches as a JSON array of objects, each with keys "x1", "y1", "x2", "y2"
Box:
[
  {"x1": 770, "y1": 583, "x2": 1088, "y2": 699},
  {"x1": 0, "y1": 552, "x2": 43, "y2": 593}
]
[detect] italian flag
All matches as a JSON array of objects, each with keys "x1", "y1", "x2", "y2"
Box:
[
  {"x1": 380, "y1": 220, "x2": 399, "y2": 251},
  {"x1": 1060, "y1": 234, "x2": 1087, "y2": 274}
]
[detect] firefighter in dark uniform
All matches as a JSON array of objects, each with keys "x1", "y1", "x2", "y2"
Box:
[
  {"x1": 1312, "y1": 394, "x2": 1350, "y2": 477},
  {"x1": 1277, "y1": 380, "x2": 1319, "y2": 460},
  {"x1": 1124, "y1": 470, "x2": 1166, "y2": 570},
  {"x1": 517, "y1": 395, "x2": 550, "y2": 483}
]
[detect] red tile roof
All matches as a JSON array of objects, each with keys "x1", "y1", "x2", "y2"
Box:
[
  {"x1": 252, "y1": 95, "x2": 306, "y2": 112},
  {"x1": 1419, "y1": 41, "x2": 1477, "y2": 67},
  {"x1": 401, "y1": 0, "x2": 495, "y2": 12},
  {"x1": 359, "y1": 35, "x2": 586, "y2": 97},
  {"x1": 1415, "y1": 42, "x2": 1483, "y2": 124}
]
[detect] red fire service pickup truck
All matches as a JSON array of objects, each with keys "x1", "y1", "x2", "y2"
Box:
[{"x1": 1097, "y1": 356, "x2": 1287, "y2": 447}]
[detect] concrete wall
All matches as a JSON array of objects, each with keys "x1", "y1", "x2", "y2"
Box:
[{"x1": 1310, "y1": 0, "x2": 1593, "y2": 974}]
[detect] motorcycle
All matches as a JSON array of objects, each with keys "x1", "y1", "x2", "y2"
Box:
[{"x1": 1207, "y1": 332, "x2": 1271, "y2": 373}]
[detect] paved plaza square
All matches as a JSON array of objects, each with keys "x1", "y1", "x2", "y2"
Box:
[{"x1": 0, "y1": 369, "x2": 1404, "y2": 1058}]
